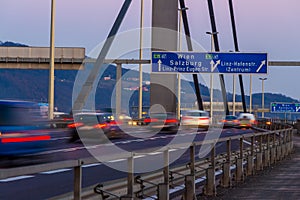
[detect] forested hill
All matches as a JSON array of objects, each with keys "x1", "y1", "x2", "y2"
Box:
[{"x1": 0, "y1": 41, "x2": 298, "y2": 113}]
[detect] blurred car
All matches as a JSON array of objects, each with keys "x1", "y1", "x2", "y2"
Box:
[
  {"x1": 237, "y1": 113, "x2": 257, "y2": 128},
  {"x1": 221, "y1": 115, "x2": 240, "y2": 128},
  {"x1": 116, "y1": 113, "x2": 132, "y2": 125},
  {"x1": 257, "y1": 117, "x2": 272, "y2": 127},
  {"x1": 0, "y1": 100, "x2": 51, "y2": 156},
  {"x1": 180, "y1": 110, "x2": 210, "y2": 130},
  {"x1": 52, "y1": 111, "x2": 73, "y2": 128},
  {"x1": 68, "y1": 112, "x2": 124, "y2": 142},
  {"x1": 144, "y1": 112, "x2": 179, "y2": 133}
]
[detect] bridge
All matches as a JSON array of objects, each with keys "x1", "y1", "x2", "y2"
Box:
[{"x1": 0, "y1": 0, "x2": 300, "y2": 199}]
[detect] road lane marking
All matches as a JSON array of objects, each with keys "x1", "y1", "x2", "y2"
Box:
[
  {"x1": 40, "y1": 168, "x2": 71, "y2": 174},
  {"x1": 179, "y1": 146, "x2": 188, "y2": 150},
  {"x1": 82, "y1": 163, "x2": 102, "y2": 168},
  {"x1": 107, "y1": 159, "x2": 126, "y2": 163},
  {"x1": 133, "y1": 155, "x2": 145, "y2": 159},
  {"x1": 148, "y1": 152, "x2": 162, "y2": 155},
  {"x1": 50, "y1": 137, "x2": 71, "y2": 141},
  {"x1": 0, "y1": 175, "x2": 34, "y2": 182},
  {"x1": 243, "y1": 140, "x2": 252, "y2": 145},
  {"x1": 131, "y1": 139, "x2": 145, "y2": 142}
]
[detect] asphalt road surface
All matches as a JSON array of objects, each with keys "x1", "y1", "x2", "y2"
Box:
[{"x1": 0, "y1": 127, "x2": 255, "y2": 200}]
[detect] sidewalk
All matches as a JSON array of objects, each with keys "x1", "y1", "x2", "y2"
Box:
[{"x1": 199, "y1": 131, "x2": 300, "y2": 200}]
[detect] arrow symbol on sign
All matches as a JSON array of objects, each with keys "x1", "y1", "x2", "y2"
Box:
[
  {"x1": 210, "y1": 60, "x2": 214, "y2": 71},
  {"x1": 256, "y1": 60, "x2": 266, "y2": 72},
  {"x1": 211, "y1": 60, "x2": 220, "y2": 72},
  {"x1": 158, "y1": 59, "x2": 162, "y2": 72}
]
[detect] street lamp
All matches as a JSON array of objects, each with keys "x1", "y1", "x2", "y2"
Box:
[
  {"x1": 232, "y1": 73, "x2": 236, "y2": 115},
  {"x1": 138, "y1": 0, "x2": 144, "y2": 120},
  {"x1": 48, "y1": 0, "x2": 56, "y2": 120},
  {"x1": 206, "y1": 31, "x2": 219, "y2": 120},
  {"x1": 250, "y1": 75, "x2": 252, "y2": 113},
  {"x1": 177, "y1": 7, "x2": 188, "y2": 120},
  {"x1": 259, "y1": 77, "x2": 267, "y2": 117},
  {"x1": 228, "y1": 50, "x2": 236, "y2": 115}
]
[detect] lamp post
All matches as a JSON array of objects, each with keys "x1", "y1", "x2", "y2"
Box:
[
  {"x1": 228, "y1": 50, "x2": 236, "y2": 115},
  {"x1": 48, "y1": 0, "x2": 56, "y2": 120},
  {"x1": 232, "y1": 74, "x2": 236, "y2": 115},
  {"x1": 177, "y1": 7, "x2": 188, "y2": 120},
  {"x1": 206, "y1": 31, "x2": 219, "y2": 120},
  {"x1": 249, "y1": 75, "x2": 252, "y2": 113},
  {"x1": 138, "y1": 0, "x2": 144, "y2": 120},
  {"x1": 259, "y1": 77, "x2": 267, "y2": 117}
]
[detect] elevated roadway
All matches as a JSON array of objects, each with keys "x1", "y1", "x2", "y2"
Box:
[{"x1": 0, "y1": 46, "x2": 85, "y2": 70}]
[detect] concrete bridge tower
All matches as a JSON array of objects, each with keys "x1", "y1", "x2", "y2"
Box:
[{"x1": 150, "y1": 0, "x2": 178, "y2": 114}]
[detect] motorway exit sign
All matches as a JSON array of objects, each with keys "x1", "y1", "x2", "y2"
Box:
[
  {"x1": 270, "y1": 102, "x2": 300, "y2": 113},
  {"x1": 151, "y1": 51, "x2": 268, "y2": 74}
]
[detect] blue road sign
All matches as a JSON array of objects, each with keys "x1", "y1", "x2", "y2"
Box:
[
  {"x1": 270, "y1": 102, "x2": 300, "y2": 113},
  {"x1": 151, "y1": 51, "x2": 268, "y2": 74}
]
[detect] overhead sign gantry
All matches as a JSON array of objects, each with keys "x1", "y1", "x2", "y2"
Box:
[{"x1": 152, "y1": 51, "x2": 268, "y2": 74}]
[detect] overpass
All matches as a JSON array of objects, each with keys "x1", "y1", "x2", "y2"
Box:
[{"x1": 0, "y1": 46, "x2": 85, "y2": 70}]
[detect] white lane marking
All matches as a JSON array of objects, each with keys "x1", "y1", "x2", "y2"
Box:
[
  {"x1": 150, "y1": 136, "x2": 161, "y2": 140},
  {"x1": 107, "y1": 159, "x2": 126, "y2": 163},
  {"x1": 159, "y1": 136, "x2": 169, "y2": 139},
  {"x1": 118, "y1": 141, "x2": 132, "y2": 144},
  {"x1": 182, "y1": 132, "x2": 196, "y2": 135},
  {"x1": 243, "y1": 139, "x2": 251, "y2": 145},
  {"x1": 82, "y1": 163, "x2": 102, "y2": 168},
  {"x1": 40, "y1": 168, "x2": 71, "y2": 174},
  {"x1": 148, "y1": 152, "x2": 162, "y2": 155},
  {"x1": 50, "y1": 137, "x2": 71, "y2": 141},
  {"x1": 0, "y1": 175, "x2": 34, "y2": 182},
  {"x1": 169, "y1": 149, "x2": 177, "y2": 152},
  {"x1": 179, "y1": 146, "x2": 188, "y2": 150},
  {"x1": 133, "y1": 155, "x2": 145, "y2": 159},
  {"x1": 131, "y1": 139, "x2": 145, "y2": 142},
  {"x1": 102, "y1": 143, "x2": 114, "y2": 146},
  {"x1": 39, "y1": 146, "x2": 86, "y2": 155},
  {"x1": 63, "y1": 147, "x2": 80, "y2": 152}
]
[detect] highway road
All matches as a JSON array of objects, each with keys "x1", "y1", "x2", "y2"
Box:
[{"x1": 0, "y1": 126, "x2": 256, "y2": 200}]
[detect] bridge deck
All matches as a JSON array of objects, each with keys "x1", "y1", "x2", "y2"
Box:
[{"x1": 0, "y1": 46, "x2": 85, "y2": 70}]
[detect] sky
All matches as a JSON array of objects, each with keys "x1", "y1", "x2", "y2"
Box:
[{"x1": 1, "y1": 0, "x2": 300, "y2": 100}]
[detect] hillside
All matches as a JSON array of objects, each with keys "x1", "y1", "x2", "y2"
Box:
[{"x1": 1, "y1": 41, "x2": 299, "y2": 116}]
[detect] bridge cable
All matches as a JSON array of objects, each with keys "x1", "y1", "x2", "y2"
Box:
[
  {"x1": 72, "y1": 0, "x2": 133, "y2": 111},
  {"x1": 228, "y1": 0, "x2": 247, "y2": 113},
  {"x1": 179, "y1": 0, "x2": 204, "y2": 111},
  {"x1": 207, "y1": 0, "x2": 230, "y2": 115}
]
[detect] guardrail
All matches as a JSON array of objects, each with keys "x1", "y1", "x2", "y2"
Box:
[{"x1": 0, "y1": 122, "x2": 294, "y2": 200}]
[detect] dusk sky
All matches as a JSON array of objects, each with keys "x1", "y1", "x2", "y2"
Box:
[{"x1": 1, "y1": 0, "x2": 300, "y2": 101}]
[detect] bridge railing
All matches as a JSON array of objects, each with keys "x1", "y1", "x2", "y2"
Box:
[{"x1": 0, "y1": 122, "x2": 294, "y2": 200}]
